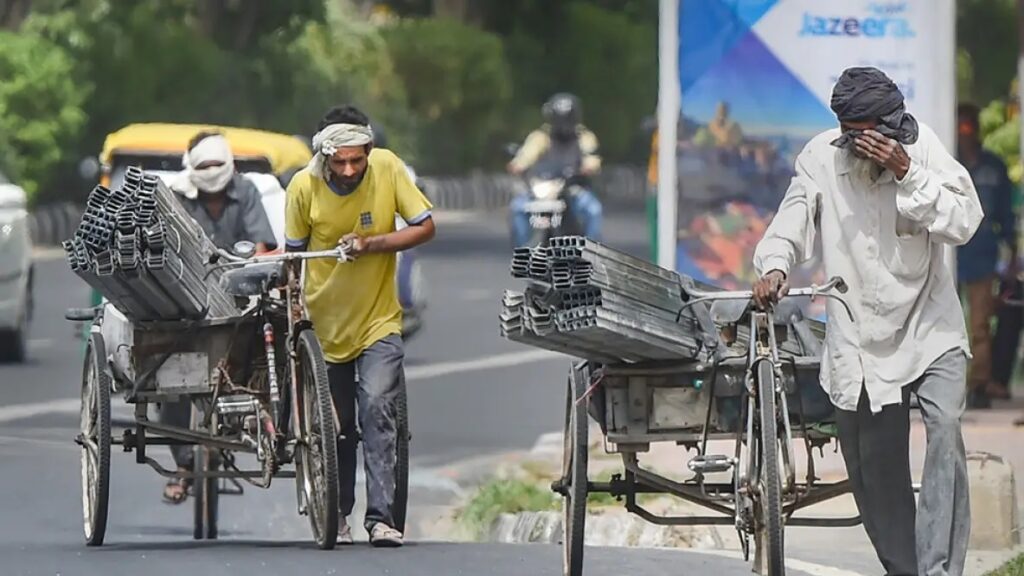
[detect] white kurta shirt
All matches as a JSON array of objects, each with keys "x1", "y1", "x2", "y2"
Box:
[{"x1": 753, "y1": 123, "x2": 983, "y2": 413}]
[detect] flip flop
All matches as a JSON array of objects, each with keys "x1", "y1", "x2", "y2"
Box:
[{"x1": 162, "y1": 477, "x2": 191, "y2": 505}]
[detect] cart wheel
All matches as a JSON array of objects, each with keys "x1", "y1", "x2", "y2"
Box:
[
  {"x1": 562, "y1": 363, "x2": 589, "y2": 576},
  {"x1": 392, "y1": 384, "x2": 410, "y2": 534},
  {"x1": 294, "y1": 329, "x2": 338, "y2": 550},
  {"x1": 755, "y1": 359, "x2": 784, "y2": 575},
  {"x1": 193, "y1": 445, "x2": 219, "y2": 540},
  {"x1": 80, "y1": 333, "x2": 111, "y2": 546}
]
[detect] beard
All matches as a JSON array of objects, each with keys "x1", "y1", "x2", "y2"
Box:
[
  {"x1": 851, "y1": 154, "x2": 881, "y2": 184},
  {"x1": 331, "y1": 169, "x2": 367, "y2": 193}
]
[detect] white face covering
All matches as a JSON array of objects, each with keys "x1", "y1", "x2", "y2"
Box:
[{"x1": 185, "y1": 135, "x2": 235, "y2": 194}]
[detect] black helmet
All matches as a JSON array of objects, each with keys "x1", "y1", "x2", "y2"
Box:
[{"x1": 542, "y1": 93, "x2": 581, "y2": 140}]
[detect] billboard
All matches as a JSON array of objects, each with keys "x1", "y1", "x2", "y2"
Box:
[{"x1": 664, "y1": 0, "x2": 955, "y2": 317}]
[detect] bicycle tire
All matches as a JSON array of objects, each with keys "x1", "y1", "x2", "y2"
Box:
[
  {"x1": 295, "y1": 329, "x2": 339, "y2": 550},
  {"x1": 81, "y1": 333, "x2": 111, "y2": 547},
  {"x1": 756, "y1": 359, "x2": 785, "y2": 575},
  {"x1": 392, "y1": 385, "x2": 410, "y2": 533},
  {"x1": 562, "y1": 363, "x2": 588, "y2": 576}
]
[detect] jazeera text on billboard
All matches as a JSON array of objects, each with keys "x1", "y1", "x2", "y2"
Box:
[{"x1": 799, "y1": 2, "x2": 915, "y2": 39}]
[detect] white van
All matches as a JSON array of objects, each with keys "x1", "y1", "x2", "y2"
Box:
[{"x1": 0, "y1": 171, "x2": 33, "y2": 362}]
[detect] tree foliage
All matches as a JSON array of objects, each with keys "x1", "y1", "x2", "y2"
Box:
[
  {"x1": 0, "y1": 28, "x2": 87, "y2": 198},
  {"x1": 23, "y1": 0, "x2": 1019, "y2": 197},
  {"x1": 383, "y1": 17, "x2": 511, "y2": 171}
]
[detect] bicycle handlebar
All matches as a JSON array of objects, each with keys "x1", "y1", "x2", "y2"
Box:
[
  {"x1": 678, "y1": 275, "x2": 854, "y2": 322},
  {"x1": 204, "y1": 246, "x2": 352, "y2": 279}
]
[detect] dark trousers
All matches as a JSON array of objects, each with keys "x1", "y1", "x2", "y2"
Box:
[
  {"x1": 327, "y1": 334, "x2": 405, "y2": 532},
  {"x1": 160, "y1": 399, "x2": 193, "y2": 469},
  {"x1": 992, "y1": 277, "x2": 1023, "y2": 387},
  {"x1": 836, "y1": 349, "x2": 970, "y2": 576}
]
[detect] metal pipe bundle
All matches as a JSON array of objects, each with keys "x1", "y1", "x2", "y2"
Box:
[
  {"x1": 64, "y1": 166, "x2": 237, "y2": 322},
  {"x1": 499, "y1": 237, "x2": 720, "y2": 364}
]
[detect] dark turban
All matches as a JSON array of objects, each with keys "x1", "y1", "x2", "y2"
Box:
[{"x1": 829, "y1": 67, "x2": 919, "y2": 149}]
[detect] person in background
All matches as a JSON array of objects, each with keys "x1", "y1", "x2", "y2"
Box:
[
  {"x1": 159, "y1": 130, "x2": 277, "y2": 504},
  {"x1": 956, "y1": 103, "x2": 1017, "y2": 409},
  {"x1": 507, "y1": 93, "x2": 603, "y2": 245},
  {"x1": 994, "y1": 275, "x2": 1024, "y2": 421}
]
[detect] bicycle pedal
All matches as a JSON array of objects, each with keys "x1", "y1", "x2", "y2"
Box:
[{"x1": 688, "y1": 454, "x2": 735, "y2": 474}]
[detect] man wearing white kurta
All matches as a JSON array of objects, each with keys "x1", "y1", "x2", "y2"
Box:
[{"x1": 752, "y1": 68, "x2": 982, "y2": 576}]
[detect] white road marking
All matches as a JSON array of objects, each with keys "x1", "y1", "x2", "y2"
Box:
[
  {"x1": 28, "y1": 338, "x2": 52, "y2": 349},
  {"x1": 458, "y1": 288, "x2": 492, "y2": 302},
  {"x1": 0, "y1": 398, "x2": 80, "y2": 423},
  {"x1": 406, "y1": 349, "x2": 563, "y2": 381},
  {"x1": 676, "y1": 548, "x2": 868, "y2": 576},
  {"x1": 0, "y1": 349, "x2": 566, "y2": 424},
  {"x1": 31, "y1": 247, "x2": 66, "y2": 262}
]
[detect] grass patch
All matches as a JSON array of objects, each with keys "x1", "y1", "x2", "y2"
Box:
[
  {"x1": 457, "y1": 478, "x2": 559, "y2": 538},
  {"x1": 986, "y1": 553, "x2": 1024, "y2": 576}
]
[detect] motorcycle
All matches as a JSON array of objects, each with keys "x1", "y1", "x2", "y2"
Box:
[{"x1": 507, "y1": 144, "x2": 583, "y2": 248}]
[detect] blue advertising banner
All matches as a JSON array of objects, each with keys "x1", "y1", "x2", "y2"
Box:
[{"x1": 670, "y1": 0, "x2": 955, "y2": 317}]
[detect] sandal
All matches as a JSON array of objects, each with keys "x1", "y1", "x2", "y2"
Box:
[{"x1": 162, "y1": 474, "x2": 192, "y2": 505}]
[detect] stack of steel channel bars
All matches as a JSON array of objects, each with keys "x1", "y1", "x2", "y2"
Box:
[
  {"x1": 63, "y1": 166, "x2": 236, "y2": 321},
  {"x1": 500, "y1": 237, "x2": 717, "y2": 363}
]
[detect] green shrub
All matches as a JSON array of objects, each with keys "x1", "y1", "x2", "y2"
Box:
[
  {"x1": 559, "y1": 3, "x2": 657, "y2": 164},
  {"x1": 384, "y1": 17, "x2": 512, "y2": 173},
  {"x1": 985, "y1": 552, "x2": 1024, "y2": 576},
  {"x1": 0, "y1": 29, "x2": 87, "y2": 201},
  {"x1": 457, "y1": 478, "x2": 559, "y2": 538}
]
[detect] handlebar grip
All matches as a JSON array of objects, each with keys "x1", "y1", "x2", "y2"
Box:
[
  {"x1": 65, "y1": 307, "x2": 98, "y2": 322},
  {"x1": 832, "y1": 276, "x2": 849, "y2": 294}
]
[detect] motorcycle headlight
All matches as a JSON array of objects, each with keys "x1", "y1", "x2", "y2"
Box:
[{"x1": 530, "y1": 180, "x2": 563, "y2": 201}]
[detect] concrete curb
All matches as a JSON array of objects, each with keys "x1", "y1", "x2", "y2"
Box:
[{"x1": 487, "y1": 509, "x2": 723, "y2": 549}]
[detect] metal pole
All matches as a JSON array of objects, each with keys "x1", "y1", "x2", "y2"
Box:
[{"x1": 657, "y1": 0, "x2": 680, "y2": 271}]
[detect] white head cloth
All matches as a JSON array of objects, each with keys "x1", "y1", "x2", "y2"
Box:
[
  {"x1": 308, "y1": 123, "x2": 374, "y2": 178},
  {"x1": 170, "y1": 134, "x2": 235, "y2": 198}
]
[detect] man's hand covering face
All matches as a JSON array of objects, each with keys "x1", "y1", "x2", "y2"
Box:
[{"x1": 829, "y1": 67, "x2": 919, "y2": 150}]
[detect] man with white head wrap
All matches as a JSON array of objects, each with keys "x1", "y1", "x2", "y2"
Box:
[
  {"x1": 285, "y1": 105, "x2": 435, "y2": 547},
  {"x1": 168, "y1": 130, "x2": 277, "y2": 253},
  {"x1": 160, "y1": 130, "x2": 278, "y2": 505}
]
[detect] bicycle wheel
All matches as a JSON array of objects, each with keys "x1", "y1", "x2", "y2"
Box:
[
  {"x1": 294, "y1": 329, "x2": 338, "y2": 550},
  {"x1": 392, "y1": 385, "x2": 410, "y2": 534},
  {"x1": 80, "y1": 333, "x2": 111, "y2": 547},
  {"x1": 756, "y1": 359, "x2": 784, "y2": 575},
  {"x1": 562, "y1": 363, "x2": 588, "y2": 576}
]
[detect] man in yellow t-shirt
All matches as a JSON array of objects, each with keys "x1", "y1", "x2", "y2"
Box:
[{"x1": 285, "y1": 105, "x2": 435, "y2": 548}]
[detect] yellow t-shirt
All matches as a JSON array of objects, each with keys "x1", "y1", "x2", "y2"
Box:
[{"x1": 285, "y1": 148, "x2": 433, "y2": 363}]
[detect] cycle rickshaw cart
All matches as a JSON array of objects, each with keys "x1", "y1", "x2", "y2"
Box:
[
  {"x1": 555, "y1": 276, "x2": 860, "y2": 576},
  {"x1": 69, "y1": 245, "x2": 410, "y2": 549}
]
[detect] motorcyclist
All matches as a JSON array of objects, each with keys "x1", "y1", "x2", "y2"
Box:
[{"x1": 506, "y1": 93, "x2": 603, "y2": 246}]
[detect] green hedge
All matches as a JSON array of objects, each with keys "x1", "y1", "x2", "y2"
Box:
[
  {"x1": 0, "y1": 29, "x2": 87, "y2": 201},
  {"x1": 383, "y1": 17, "x2": 512, "y2": 173}
]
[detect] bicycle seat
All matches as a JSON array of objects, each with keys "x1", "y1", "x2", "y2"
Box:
[
  {"x1": 710, "y1": 297, "x2": 804, "y2": 326},
  {"x1": 220, "y1": 262, "x2": 286, "y2": 297}
]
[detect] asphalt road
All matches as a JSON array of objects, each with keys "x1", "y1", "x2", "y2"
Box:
[{"x1": 0, "y1": 209, "x2": 843, "y2": 576}]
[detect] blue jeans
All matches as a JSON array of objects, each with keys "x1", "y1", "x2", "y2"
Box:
[
  {"x1": 328, "y1": 334, "x2": 405, "y2": 532},
  {"x1": 509, "y1": 188, "x2": 603, "y2": 247}
]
